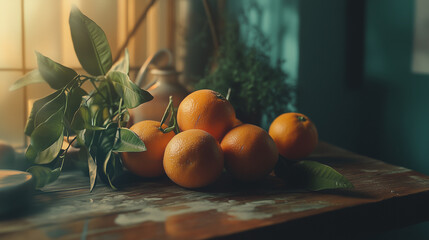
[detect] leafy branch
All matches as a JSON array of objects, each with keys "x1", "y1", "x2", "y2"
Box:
[{"x1": 10, "y1": 6, "x2": 152, "y2": 191}]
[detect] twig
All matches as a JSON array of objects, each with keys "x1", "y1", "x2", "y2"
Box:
[
  {"x1": 202, "y1": 0, "x2": 219, "y2": 50},
  {"x1": 113, "y1": 0, "x2": 157, "y2": 63}
]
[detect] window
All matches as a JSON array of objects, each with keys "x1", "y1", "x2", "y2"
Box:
[{"x1": 0, "y1": 0, "x2": 174, "y2": 147}]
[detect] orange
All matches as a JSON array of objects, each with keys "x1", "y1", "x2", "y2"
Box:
[
  {"x1": 221, "y1": 124, "x2": 278, "y2": 182},
  {"x1": 121, "y1": 120, "x2": 175, "y2": 178},
  {"x1": 268, "y1": 112, "x2": 318, "y2": 160},
  {"x1": 163, "y1": 129, "x2": 224, "y2": 188},
  {"x1": 177, "y1": 89, "x2": 236, "y2": 141}
]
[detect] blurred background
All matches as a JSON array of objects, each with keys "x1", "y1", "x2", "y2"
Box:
[{"x1": 0, "y1": 0, "x2": 428, "y2": 238}]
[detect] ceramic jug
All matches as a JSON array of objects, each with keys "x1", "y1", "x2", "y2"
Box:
[{"x1": 129, "y1": 49, "x2": 188, "y2": 125}]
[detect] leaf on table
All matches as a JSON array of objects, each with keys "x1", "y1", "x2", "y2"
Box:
[
  {"x1": 110, "y1": 48, "x2": 129, "y2": 75},
  {"x1": 113, "y1": 128, "x2": 146, "y2": 152},
  {"x1": 36, "y1": 51, "x2": 77, "y2": 90},
  {"x1": 9, "y1": 69, "x2": 45, "y2": 91},
  {"x1": 295, "y1": 160, "x2": 354, "y2": 191},
  {"x1": 69, "y1": 6, "x2": 112, "y2": 76},
  {"x1": 27, "y1": 166, "x2": 61, "y2": 189},
  {"x1": 107, "y1": 71, "x2": 153, "y2": 109},
  {"x1": 30, "y1": 107, "x2": 64, "y2": 152},
  {"x1": 275, "y1": 157, "x2": 354, "y2": 191}
]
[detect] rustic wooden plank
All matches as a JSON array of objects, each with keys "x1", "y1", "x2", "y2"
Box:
[{"x1": 1, "y1": 142, "x2": 428, "y2": 239}]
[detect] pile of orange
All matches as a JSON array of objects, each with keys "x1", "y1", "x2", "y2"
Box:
[{"x1": 121, "y1": 89, "x2": 318, "y2": 189}]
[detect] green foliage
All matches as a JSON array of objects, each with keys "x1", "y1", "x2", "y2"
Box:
[
  {"x1": 110, "y1": 49, "x2": 130, "y2": 75},
  {"x1": 69, "y1": 6, "x2": 112, "y2": 76},
  {"x1": 25, "y1": 138, "x2": 63, "y2": 165},
  {"x1": 35, "y1": 51, "x2": 78, "y2": 89},
  {"x1": 108, "y1": 71, "x2": 153, "y2": 109},
  {"x1": 113, "y1": 128, "x2": 147, "y2": 152},
  {"x1": 9, "y1": 70, "x2": 44, "y2": 91},
  {"x1": 27, "y1": 166, "x2": 61, "y2": 189},
  {"x1": 10, "y1": 6, "x2": 152, "y2": 191},
  {"x1": 196, "y1": 21, "x2": 293, "y2": 125},
  {"x1": 30, "y1": 107, "x2": 64, "y2": 151},
  {"x1": 275, "y1": 156, "x2": 354, "y2": 191}
]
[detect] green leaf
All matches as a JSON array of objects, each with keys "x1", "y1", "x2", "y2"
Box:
[
  {"x1": 110, "y1": 48, "x2": 129, "y2": 74},
  {"x1": 85, "y1": 130, "x2": 97, "y2": 149},
  {"x1": 25, "y1": 145, "x2": 38, "y2": 162},
  {"x1": 103, "y1": 150, "x2": 116, "y2": 189},
  {"x1": 91, "y1": 105, "x2": 109, "y2": 127},
  {"x1": 35, "y1": 135, "x2": 63, "y2": 164},
  {"x1": 87, "y1": 81, "x2": 120, "y2": 107},
  {"x1": 9, "y1": 69, "x2": 45, "y2": 91},
  {"x1": 26, "y1": 133, "x2": 64, "y2": 164},
  {"x1": 78, "y1": 145, "x2": 97, "y2": 191},
  {"x1": 71, "y1": 106, "x2": 106, "y2": 131},
  {"x1": 71, "y1": 106, "x2": 86, "y2": 130},
  {"x1": 97, "y1": 124, "x2": 117, "y2": 157},
  {"x1": 30, "y1": 107, "x2": 64, "y2": 151},
  {"x1": 27, "y1": 166, "x2": 61, "y2": 189},
  {"x1": 295, "y1": 161, "x2": 354, "y2": 191},
  {"x1": 36, "y1": 51, "x2": 77, "y2": 90},
  {"x1": 104, "y1": 152, "x2": 123, "y2": 190},
  {"x1": 69, "y1": 6, "x2": 112, "y2": 76},
  {"x1": 34, "y1": 91, "x2": 66, "y2": 127},
  {"x1": 275, "y1": 158, "x2": 354, "y2": 191},
  {"x1": 107, "y1": 71, "x2": 153, "y2": 108},
  {"x1": 113, "y1": 128, "x2": 146, "y2": 152},
  {"x1": 65, "y1": 87, "x2": 87, "y2": 123},
  {"x1": 95, "y1": 124, "x2": 119, "y2": 188},
  {"x1": 25, "y1": 91, "x2": 62, "y2": 136},
  {"x1": 87, "y1": 153, "x2": 97, "y2": 191},
  {"x1": 75, "y1": 129, "x2": 86, "y2": 146},
  {"x1": 76, "y1": 129, "x2": 99, "y2": 151}
]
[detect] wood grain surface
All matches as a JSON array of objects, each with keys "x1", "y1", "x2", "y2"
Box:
[{"x1": 1, "y1": 142, "x2": 428, "y2": 239}]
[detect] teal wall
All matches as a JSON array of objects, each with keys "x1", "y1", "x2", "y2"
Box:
[
  {"x1": 231, "y1": 0, "x2": 429, "y2": 239},
  {"x1": 228, "y1": 0, "x2": 429, "y2": 174},
  {"x1": 299, "y1": 0, "x2": 429, "y2": 174},
  {"x1": 298, "y1": 0, "x2": 429, "y2": 239},
  {"x1": 364, "y1": 0, "x2": 429, "y2": 174},
  {"x1": 228, "y1": 0, "x2": 299, "y2": 113}
]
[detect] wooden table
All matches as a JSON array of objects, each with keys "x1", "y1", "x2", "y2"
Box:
[{"x1": 1, "y1": 142, "x2": 428, "y2": 239}]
